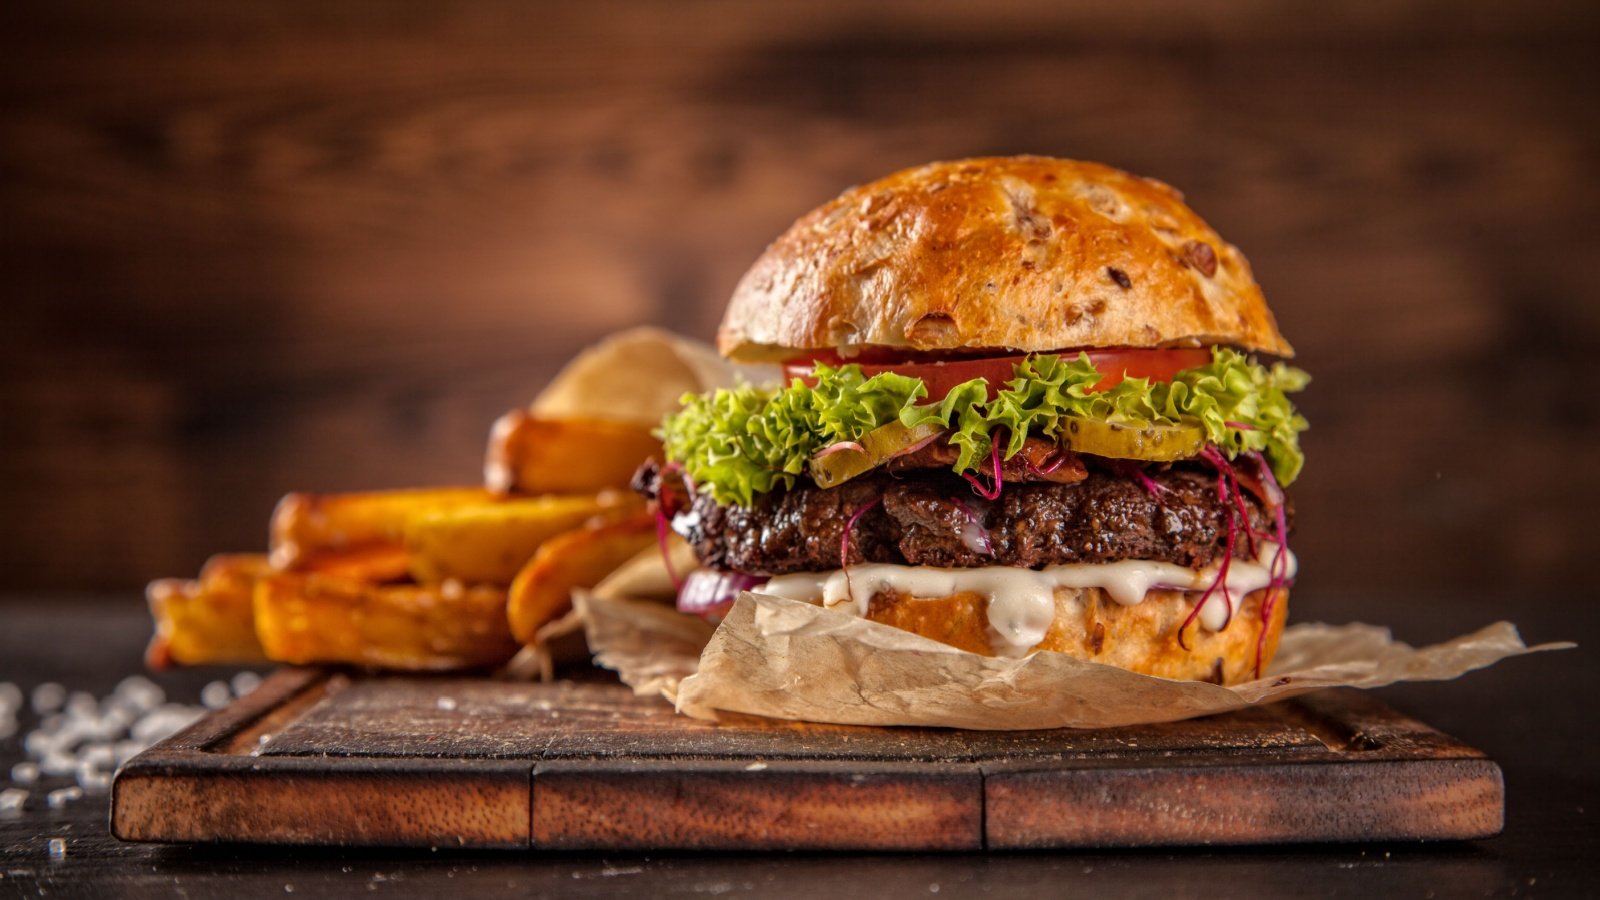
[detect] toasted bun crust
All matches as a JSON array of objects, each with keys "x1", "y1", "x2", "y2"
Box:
[
  {"x1": 865, "y1": 585, "x2": 1288, "y2": 685},
  {"x1": 719, "y1": 156, "x2": 1292, "y2": 362}
]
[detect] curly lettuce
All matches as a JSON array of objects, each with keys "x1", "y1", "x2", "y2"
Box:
[{"x1": 661, "y1": 348, "x2": 1308, "y2": 506}]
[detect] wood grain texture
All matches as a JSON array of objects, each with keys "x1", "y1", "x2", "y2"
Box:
[
  {"x1": 985, "y1": 759, "x2": 1503, "y2": 848},
  {"x1": 532, "y1": 759, "x2": 983, "y2": 851},
  {"x1": 111, "y1": 667, "x2": 1506, "y2": 850},
  {"x1": 2, "y1": 0, "x2": 1597, "y2": 595}
]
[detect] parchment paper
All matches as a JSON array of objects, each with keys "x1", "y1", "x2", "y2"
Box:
[
  {"x1": 541, "y1": 328, "x2": 1572, "y2": 728},
  {"x1": 580, "y1": 585, "x2": 1573, "y2": 730},
  {"x1": 531, "y1": 325, "x2": 776, "y2": 425}
]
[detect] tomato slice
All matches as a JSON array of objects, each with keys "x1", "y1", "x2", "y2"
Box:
[
  {"x1": 1080, "y1": 348, "x2": 1213, "y2": 391},
  {"x1": 783, "y1": 348, "x2": 1212, "y2": 401}
]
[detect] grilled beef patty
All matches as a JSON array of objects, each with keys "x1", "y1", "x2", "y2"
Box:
[{"x1": 635, "y1": 461, "x2": 1289, "y2": 576}]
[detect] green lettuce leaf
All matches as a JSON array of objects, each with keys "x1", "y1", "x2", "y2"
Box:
[{"x1": 660, "y1": 348, "x2": 1309, "y2": 506}]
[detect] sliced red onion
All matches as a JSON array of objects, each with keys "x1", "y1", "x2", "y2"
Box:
[
  {"x1": 1224, "y1": 420, "x2": 1257, "y2": 431},
  {"x1": 677, "y1": 570, "x2": 768, "y2": 622},
  {"x1": 888, "y1": 430, "x2": 944, "y2": 460},
  {"x1": 813, "y1": 440, "x2": 866, "y2": 460},
  {"x1": 652, "y1": 464, "x2": 699, "y2": 592},
  {"x1": 662, "y1": 460, "x2": 696, "y2": 496}
]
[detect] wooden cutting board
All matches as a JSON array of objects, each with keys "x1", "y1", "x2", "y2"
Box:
[{"x1": 111, "y1": 668, "x2": 1502, "y2": 850}]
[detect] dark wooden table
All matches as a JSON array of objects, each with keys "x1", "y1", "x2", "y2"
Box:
[{"x1": 2, "y1": 590, "x2": 1592, "y2": 898}]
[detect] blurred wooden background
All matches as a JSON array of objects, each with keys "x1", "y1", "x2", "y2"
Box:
[{"x1": 2, "y1": 0, "x2": 1596, "y2": 599}]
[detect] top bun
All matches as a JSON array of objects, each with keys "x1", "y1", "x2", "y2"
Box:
[{"x1": 718, "y1": 156, "x2": 1293, "y2": 362}]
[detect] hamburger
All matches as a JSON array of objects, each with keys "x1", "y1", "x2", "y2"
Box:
[{"x1": 635, "y1": 156, "x2": 1308, "y2": 686}]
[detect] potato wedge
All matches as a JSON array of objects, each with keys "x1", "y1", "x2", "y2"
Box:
[
  {"x1": 296, "y1": 544, "x2": 412, "y2": 583},
  {"x1": 197, "y1": 552, "x2": 276, "y2": 587},
  {"x1": 269, "y1": 486, "x2": 492, "y2": 571},
  {"x1": 484, "y1": 411, "x2": 661, "y2": 496},
  {"x1": 404, "y1": 492, "x2": 640, "y2": 586},
  {"x1": 253, "y1": 573, "x2": 518, "y2": 671},
  {"x1": 145, "y1": 553, "x2": 272, "y2": 669},
  {"x1": 507, "y1": 513, "x2": 657, "y2": 644}
]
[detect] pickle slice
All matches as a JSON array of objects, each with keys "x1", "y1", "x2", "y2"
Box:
[
  {"x1": 808, "y1": 421, "x2": 946, "y2": 489},
  {"x1": 1058, "y1": 416, "x2": 1205, "y2": 461}
]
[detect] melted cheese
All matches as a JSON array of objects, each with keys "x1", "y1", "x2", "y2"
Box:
[{"x1": 758, "y1": 543, "x2": 1295, "y2": 657}]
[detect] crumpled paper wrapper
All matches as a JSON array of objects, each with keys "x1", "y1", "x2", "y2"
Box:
[
  {"x1": 578, "y1": 586, "x2": 1573, "y2": 730},
  {"x1": 571, "y1": 537, "x2": 709, "y2": 695},
  {"x1": 530, "y1": 325, "x2": 775, "y2": 426}
]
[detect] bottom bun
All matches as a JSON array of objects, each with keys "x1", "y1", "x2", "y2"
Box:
[{"x1": 864, "y1": 586, "x2": 1289, "y2": 685}]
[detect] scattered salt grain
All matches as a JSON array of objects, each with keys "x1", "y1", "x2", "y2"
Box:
[
  {"x1": 131, "y1": 704, "x2": 203, "y2": 744},
  {"x1": 231, "y1": 671, "x2": 263, "y2": 697},
  {"x1": 45, "y1": 787, "x2": 82, "y2": 809},
  {"x1": 47, "y1": 838, "x2": 67, "y2": 860},
  {"x1": 30, "y1": 683, "x2": 66, "y2": 715},
  {"x1": 436, "y1": 697, "x2": 457, "y2": 711},
  {"x1": 112, "y1": 676, "x2": 164, "y2": 713},
  {"x1": 24, "y1": 731, "x2": 59, "y2": 760},
  {"x1": 78, "y1": 743, "x2": 114, "y2": 771},
  {"x1": 113, "y1": 740, "x2": 145, "y2": 768},
  {"x1": 38, "y1": 753, "x2": 77, "y2": 778},
  {"x1": 65, "y1": 692, "x2": 99, "y2": 721},
  {"x1": 0, "y1": 788, "x2": 26, "y2": 816},
  {"x1": 201, "y1": 681, "x2": 232, "y2": 710},
  {"x1": 75, "y1": 764, "x2": 111, "y2": 795},
  {"x1": 12, "y1": 679, "x2": 214, "y2": 804}
]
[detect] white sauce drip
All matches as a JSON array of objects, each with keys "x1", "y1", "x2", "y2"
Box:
[
  {"x1": 759, "y1": 543, "x2": 1295, "y2": 658},
  {"x1": 958, "y1": 519, "x2": 992, "y2": 556}
]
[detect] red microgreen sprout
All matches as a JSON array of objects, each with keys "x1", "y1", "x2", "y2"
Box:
[
  {"x1": 653, "y1": 462, "x2": 692, "y2": 592},
  {"x1": 1244, "y1": 450, "x2": 1293, "y2": 679},
  {"x1": 1023, "y1": 452, "x2": 1067, "y2": 478},
  {"x1": 1113, "y1": 459, "x2": 1169, "y2": 501},
  {"x1": 1177, "y1": 446, "x2": 1242, "y2": 650},
  {"x1": 840, "y1": 496, "x2": 883, "y2": 607},
  {"x1": 961, "y1": 438, "x2": 1005, "y2": 500}
]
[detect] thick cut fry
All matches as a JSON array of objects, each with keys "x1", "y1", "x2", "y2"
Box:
[
  {"x1": 404, "y1": 493, "x2": 640, "y2": 586},
  {"x1": 507, "y1": 513, "x2": 657, "y2": 645},
  {"x1": 145, "y1": 553, "x2": 272, "y2": 669},
  {"x1": 253, "y1": 573, "x2": 518, "y2": 671},
  {"x1": 484, "y1": 411, "x2": 661, "y2": 496},
  {"x1": 197, "y1": 552, "x2": 276, "y2": 586},
  {"x1": 269, "y1": 486, "x2": 492, "y2": 571},
  {"x1": 295, "y1": 544, "x2": 412, "y2": 583}
]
